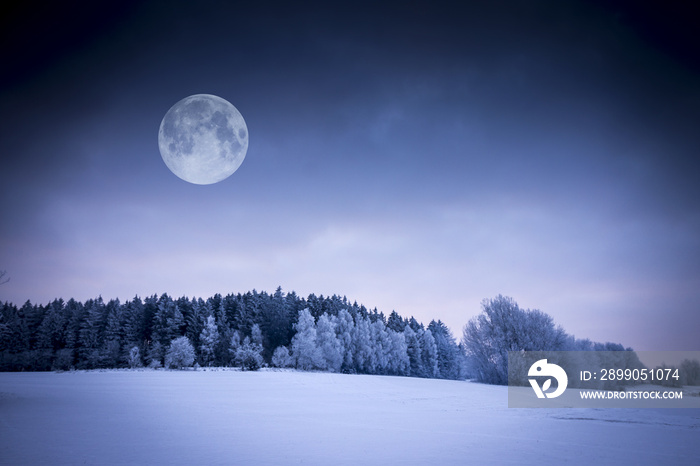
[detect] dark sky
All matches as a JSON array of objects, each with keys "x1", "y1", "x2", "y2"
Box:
[{"x1": 1, "y1": 0, "x2": 698, "y2": 350}]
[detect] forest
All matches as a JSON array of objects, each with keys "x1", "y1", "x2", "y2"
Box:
[
  {"x1": 4, "y1": 288, "x2": 696, "y2": 386},
  {"x1": 0, "y1": 287, "x2": 468, "y2": 378}
]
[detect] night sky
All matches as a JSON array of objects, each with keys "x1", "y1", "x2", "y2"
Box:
[{"x1": 1, "y1": 0, "x2": 698, "y2": 351}]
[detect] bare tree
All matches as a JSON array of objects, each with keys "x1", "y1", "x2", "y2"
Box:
[{"x1": 0, "y1": 270, "x2": 8, "y2": 286}]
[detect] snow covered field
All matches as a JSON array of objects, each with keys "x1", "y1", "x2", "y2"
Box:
[{"x1": 1, "y1": 370, "x2": 698, "y2": 465}]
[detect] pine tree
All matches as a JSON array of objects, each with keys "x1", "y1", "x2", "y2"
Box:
[
  {"x1": 151, "y1": 294, "x2": 176, "y2": 351},
  {"x1": 78, "y1": 297, "x2": 107, "y2": 368},
  {"x1": 421, "y1": 329, "x2": 439, "y2": 378},
  {"x1": 101, "y1": 299, "x2": 123, "y2": 367},
  {"x1": 122, "y1": 297, "x2": 145, "y2": 356},
  {"x1": 428, "y1": 320, "x2": 460, "y2": 379},
  {"x1": 36, "y1": 298, "x2": 68, "y2": 352},
  {"x1": 186, "y1": 298, "x2": 209, "y2": 360},
  {"x1": 261, "y1": 286, "x2": 292, "y2": 360},
  {"x1": 387, "y1": 310, "x2": 406, "y2": 332},
  {"x1": 404, "y1": 326, "x2": 423, "y2": 377}
]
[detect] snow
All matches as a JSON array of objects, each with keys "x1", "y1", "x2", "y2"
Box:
[{"x1": 1, "y1": 369, "x2": 699, "y2": 465}]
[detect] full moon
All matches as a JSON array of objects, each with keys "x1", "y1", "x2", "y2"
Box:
[{"x1": 158, "y1": 94, "x2": 248, "y2": 185}]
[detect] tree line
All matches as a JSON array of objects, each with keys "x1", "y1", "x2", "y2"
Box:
[
  {"x1": 5, "y1": 288, "x2": 693, "y2": 386},
  {"x1": 0, "y1": 287, "x2": 467, "y2": 379}
]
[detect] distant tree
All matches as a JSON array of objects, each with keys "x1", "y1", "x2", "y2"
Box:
[
  {"x1": 420, "y1": 329, "x2": 438, "y2": 378},
  {"x1": 164, "y1": 336, "x2": 195, "y2": 369},
  {"x1": 151, "y1": 294, "x2": 183, "y2": 353},
  {"x1": 261, "y1": 287, "x2": 293, "y2": 360},
  {"x1": 291, "y1": 309, "x2": 323, "y2": 370},
  {"x1": 404, "y1": 325, "x2": 423, "y2": 377},
  {"x1": 387, "y1": 311, "x2": 406, "y2": 332},
  {"x1": 332, "y1": 309, "x2": 354, "y2": 372},
  {"x1": 128, "y1": 346, "x2": 142, "y2": 368},
  {"x1": 370, "y1": 319, "x2": 391, "y2": 374},
  {"x1": 147, "y1": 342, "x2": 164, "y2": 368},
  {"x1": 52, "y1": 348, "x2": 73, "y2": 371},
  {"x1": 229, "y1": 330, "x2": 241, "y2": 361},
  {"x1": 101, "y1": 299, "x2": 123, "y2": 367},
  {"x1": 234, "y1": 335, "x2": 264, "y2": 371},
  {"x1": 352, "y1": 314, "x2": 373, "y2": 373},
  {"x1": 122, "y1": 297, "x2": 145, "y2": 359},
  {"x1": 251, "y1": 323, "x2": 264, "y2": 351},
  {"x1": 199, "y1": 315, "x2": 219, "y2": 366},
  {"x1": 78, "y1": 297, "x2": 107, "y2": 369},
  {"x1": 386, "y1": 329, "x2": 409, "y2": 375},
  {"x1": 271, "y1": 346, "x2": 292, "y2": 368},
  {"x1": 179, "y1": 297, "x2": 202, "y2": 351},
  {"x1": 37, "y1": 299, "x2": 68, "y2": 352},
  {"x1": 462, "y1": 295, "x2": 569, "y2": 385},
  {"x1": 316, "y1": 313, "x2": 342, "y2": 372},
  {"x1": 428, "y1": 320, "x2": 461, "y2": 379},
  {"x1": 232, "y1": 324, "x2": 264, "y2": 371},
  {"x1": 407, "y1": 316, "x2": 423, "y2": 332}
]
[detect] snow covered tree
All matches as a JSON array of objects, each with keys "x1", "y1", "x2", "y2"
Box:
[
  {"x1": 183, "y1": 297, "x2": 205, "y2": 352},
  {"x1": 101, "y1": 299, "x2": 123, "y2": 367},
  {"x1": 291, "y1": 309, "x2": 323, "y2": 370},
  {"x1": 36, "y1": 299, "x2": 68, "y2": 352},
  {"x1": 428, "y1": 320, "x2": 461, "y2": 379},
  {"x1": 251, "y1": 323, "x2": 263, "y2": 351},
  {"x1": 199, "y1": 315, "x2": 219, "y2": 366},
  {"x1": 128, "y1": 345, "x2": 142, "y2": 368},
  {"x1": 165, "y1": 336, "x2": 195, "y2": 369},
  {"x1": 351, "y1": 314, "x2": 373, "y2": 373},
  {"x1": 229, "y1": 331, "x2": 241, "y2": 361},
  {"x1": 370, "y1": 319, "x2": 391, "y2": 374},
  {"x1": 316, "y1": 313, "x2": 342, "y2": 372},
  {"x1": 78, "y1": 297, "x2": 107, "y2": 368},
  {"x1": 462, "y1": 295, "x2": 569, "y2": 385},
  {"x1": 387, "y1": 310, "x2": 406, "y2": 332},
  {"x1": 332, "y1": 309, "x2": 354, "y2": 372},
  {"x1": 122, "y1": 297, "x2": 145, "y2": 360},
  {"x1": 386, "y1": 329, "x2": 409, "y2": 375},
  {"x1": 272, "y1": 346, "x2": 292, "y2": 368},
  {"x1": 404, "y1": 325, "x2": 423, "y2": 377},
  {"x1": 150, "y1": 295, "x2": 184, "y2": 359},
  {"x1": 234, "y1": 335, "x2": 264, "y2": 370},
  {"x1": 420, "y1": 329, "x2": 439, "y2": 378},
  {"x1": 231, "y1": 324, "x2": 264, "y2": 371}
]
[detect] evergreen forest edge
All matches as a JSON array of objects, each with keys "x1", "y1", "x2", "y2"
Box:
[{"x1": 1, "y1": 288, "x2": 698, "y2": 386}]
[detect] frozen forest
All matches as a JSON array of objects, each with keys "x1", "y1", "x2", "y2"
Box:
[
  {"x1": 2, "y1": 287, "x2": 657, "y2": 384},
  {"x1": 0, "y1": 288, "x2": 468, "y2": 378}
]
